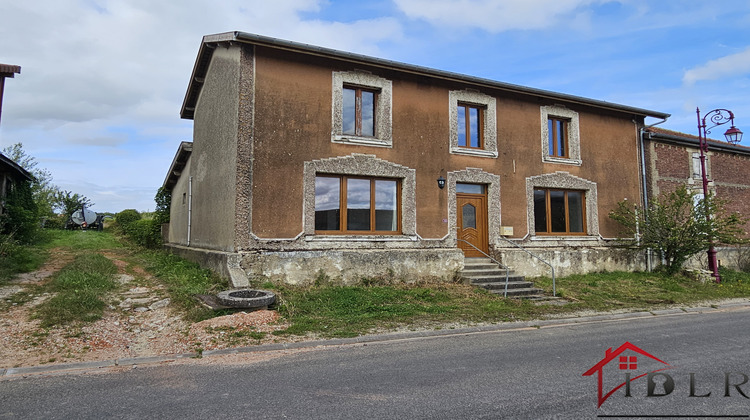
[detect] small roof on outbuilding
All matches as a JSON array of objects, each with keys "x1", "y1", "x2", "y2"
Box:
[
  {"x1": 0, "y1": 151, "x2": 34, "y2": 182},
  {"x1": 0, "y1": 64, "x2": 21, "y2": 77},
  {"x1": 162, "y1": 141, "x2": 193, "y2": 191}
]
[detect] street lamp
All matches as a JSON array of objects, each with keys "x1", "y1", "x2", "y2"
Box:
[{"x1": 696, "y1": 107, "x2": 743, "y2": 283}]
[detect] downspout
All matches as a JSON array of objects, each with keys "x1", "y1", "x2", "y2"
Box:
[
  {"x1": 187, "y1": 176, "x2": 193, "y2": 247},
  {"x1": 640, "y1": 117, "x2": 668, "y2": 271}
]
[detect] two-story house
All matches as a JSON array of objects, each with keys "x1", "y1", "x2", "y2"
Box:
[{"x1": 163, "y1": 31, "x2": 670, "y2": 286}]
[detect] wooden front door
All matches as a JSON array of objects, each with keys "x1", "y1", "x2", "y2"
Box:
[{"x1": 457, "y1": 192, "x2": 488, "y2": 257}]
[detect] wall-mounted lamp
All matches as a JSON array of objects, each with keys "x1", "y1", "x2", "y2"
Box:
[{"x1": 437, "y1": 176, "x2": 446, "y2": 189}]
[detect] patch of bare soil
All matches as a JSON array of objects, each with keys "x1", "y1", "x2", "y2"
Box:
[{"x1": 0, "y1": 249, "x2": 293, "y2": 369}]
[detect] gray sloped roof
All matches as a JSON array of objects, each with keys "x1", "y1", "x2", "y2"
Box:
[
  {"x1": 0, "y1": 152, "x2": 34, "y2": 182},
  {"x1": 181, "y1": 31, "x2": 671, "y2": 121}
]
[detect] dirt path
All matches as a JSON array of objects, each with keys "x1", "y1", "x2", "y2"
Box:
[{"x1": 0, "y1": 247, "x2": 290, "y2": 369}]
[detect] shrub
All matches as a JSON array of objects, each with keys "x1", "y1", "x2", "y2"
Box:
[
  {"x1": 42, "y1": 214, "x2": 67, "y2": 230},
  {"x1": 1, "y1": 179, "x2": 38, "y2": 243},
  {"x1": 115, "y1": 209, "x2": 141, "y2": 229},
  {"x1": 124, "y1": 219, "x2": 162, "y2": 248}
]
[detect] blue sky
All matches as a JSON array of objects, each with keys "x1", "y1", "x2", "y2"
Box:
[{"x1": 0, "y1": 0, "x2": 748, "y2": 212}]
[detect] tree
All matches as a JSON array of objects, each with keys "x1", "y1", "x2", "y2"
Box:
[
  {"x1": 56, "y1": 190, "x2": 94, "y2": 216},
  {"x1": 2, "y1": 143, "x2": 59, "y2": 219},
  {"x1": 153, "y1": 187, "x2": 171, "y2": 225},
  {"x1": 610, "y1": 185, "x2": 747, "y2": 275}
]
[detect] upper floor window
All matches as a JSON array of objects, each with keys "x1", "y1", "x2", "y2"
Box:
[
  {"x1": 332, "y1": 71, "x2": 392, "y2": 147},
  {"x1": 540, "y1": 105, "x2": 581, "y2": 165},
  {"x1": 449, "y1": 90, "x2": 497, "y2": 158},
  {"x1": 457, "y1": 103, "x2": 484, "y2": 149},
  {"x1": 343, "y1": 86, "x2": 377, "y2": 137},
  {"x1": 548, "y1": 116, "x2": 569, "y2": 158},
  {"x1": 315, "y1": 175, "x2": 400, "y2": 234},
  {"x1": 534, "y1": 188, "x2": 586, "y2": 235},
  {"x1": 692, "y1": 152, "x2": 703, "y2": 179}
]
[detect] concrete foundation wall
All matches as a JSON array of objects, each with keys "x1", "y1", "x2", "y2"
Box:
[
  {"x1": 163, "y1": 243, "x2": 233, "y2": 281},
  {"x1": 240, "y1": 248, "x2": 464, "y2": 285},
  {"x1": 494, "y1": 246, "x2": 646, "y2": 278},
  {"x1": 681, "y1": 246, "x2": 750, "y2": 273}
]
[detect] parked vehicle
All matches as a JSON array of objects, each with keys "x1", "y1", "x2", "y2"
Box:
[{"x1": 65, "y1": 205, "x2": 104, "y2": 231}]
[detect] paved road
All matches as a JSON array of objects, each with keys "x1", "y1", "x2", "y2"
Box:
[{"x1": 2, "y1": 308, "x2": 750, "y2": 419}]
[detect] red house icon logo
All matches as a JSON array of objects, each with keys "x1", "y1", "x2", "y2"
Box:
[{"x1": 582, "y1": 341, "x2": 673, "y2": 407}]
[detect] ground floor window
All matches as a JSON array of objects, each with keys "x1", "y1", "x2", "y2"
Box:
[
  {"x1": 315, "y1": 175, "x2": 400, "y2": 234},
  {"x1": 534, "y1": 188, "x2": 586, "y2": 235}
]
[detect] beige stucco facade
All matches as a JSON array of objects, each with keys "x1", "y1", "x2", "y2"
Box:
[{"x1": 164, "y1": 32, "x2": 670, "y2": 285}]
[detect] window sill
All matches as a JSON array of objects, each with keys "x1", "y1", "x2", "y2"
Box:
[
  {"x1": 450, "y1": 147, "x2": 498, "y2": 158},
  {"x1": 332, "y1": 135, "x2": 392, "y2": 148},
  {"x1": 531, "y1": 235, "x2": 597, "y2": 241},
  {"x1": 543, "y1": 156, "x2": 582, "y2": 166},
  {"x1": 306, "y1": 235, "x2": 416, "y2": 242}
]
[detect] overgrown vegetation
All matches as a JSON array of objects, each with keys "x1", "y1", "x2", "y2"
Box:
[
  {"x1": 115, "y1": 195, "x2": 167, "y2": 249},
  {"x1": 0, "y1": 233, "x2": 47, "y2": 284},
  {"x1": 135, "y1": 249, "x2": 228, "y2": 321},
  {"x1": 0, "y1": 178, "x2": 38, "y2": 243},
  {"x1": 533, "y1": 268, "x2": 750, "y2": 311},
  {"x1": 4, "y1": 229, "x2": 750, "y2": 343},
  {"x1": 271, "y1": 266, "x2": 750, "y2": 338},
  {"x1": 610, "y1": 185, "x2": 747, "y2": 275},
  {"x1": 34, "y1": 254, "x2": 118, "y2": 327}
]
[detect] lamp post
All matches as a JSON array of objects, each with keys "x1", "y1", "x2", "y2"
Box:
[{"x1": 696, "y1": 107, "x2": 743, "y2": 283}]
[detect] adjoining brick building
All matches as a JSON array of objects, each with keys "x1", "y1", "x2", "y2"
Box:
[
  {"x1": 163, "y1": 31, "x2": 672, "y2": 286},
  {"x1": 643, "y1": 126, "x2": 750, "y2": 270}
]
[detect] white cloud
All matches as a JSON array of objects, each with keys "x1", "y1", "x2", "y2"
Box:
[
  {"x1": 683, "y1": 46, "x2": 750, "y2": 85},
  {"x1": 393, "y1": 0, "x2": 602, "y2": 32},
  {"x1": 0, "y1": 0, "x2": 405, "y2": 211}
]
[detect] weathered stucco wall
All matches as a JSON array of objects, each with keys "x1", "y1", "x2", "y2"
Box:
[
  {"x1": 168, "y1": 157, "x2": 192, "y2": 245},
  {"x1": 246, "y1": 48, "x2": 644, "y2": 245},
  {"x1": 240, "y1": 248, "x2": 464, "y2": 285},
  {"x1": 190, "y1": 45, "x2": 241, "y2": 251},
  {"x1": 495, "y1": 246, "x2": 645, "y2": 278}
]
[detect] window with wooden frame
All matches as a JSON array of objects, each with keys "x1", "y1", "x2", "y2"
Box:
[
  {"x1": 457, "y1": 103, "x2": 484, "y2": 149},
  {"x1": 533, "y1": 188, "x2": 586, "y2": 235},
  {"x1": 315, "y1": 175, "x2": 400, "y2": 234},
  {"x1": 548, "y1": 116, "x2": 569, "y2": 158},
  {"x1": 540, "y1": 105, "x2": 581, "y2": 165},
  {"x1": 343, "y1": 86, "x2": 378, "y2": 137}
]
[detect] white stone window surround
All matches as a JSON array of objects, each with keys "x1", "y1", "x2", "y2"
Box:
[
  {"x1": 332, "y1": 71, "x2": 393, "y2": 148},
  {"x1": 540, "y1": 105, "x2": 582, "y2": 166},
  {"x1": 446, "y1": 167, "x2": 501, "y2": 246},
  {"x1": 449, "y1": 90, "x2": 498, "y2": 158},
  {"x1": 303, "y1": 154, "x2": 416, "y2": 238},
  {"x1": 525, "y1": 171, "x2": 599, "y2": 237}
]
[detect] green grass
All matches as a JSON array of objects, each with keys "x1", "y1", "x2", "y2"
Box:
[
  {"x1": 265, "y1": 268, "x2": 750, "y2": 339},
  {"x1": 0, "y1": 237, "x2": 47, "y2": 284},
  {"x1": 43, "y1": 229, "x2": 123, "y2": 250},
  {"x1": 6, "y1": 229, "x2": 750, "y2": 342},
  {"x1": 532, "y1": 267, "x2": 750, "y2": 311},
  {"x1": 134, "y1": 250, "x2": 229, "y2": 321},
  {"x1": 271, "y1": 283, "x2": 541, "y2": 338},
  {"x1": 34, "y1": 254, "x2": 118, "y2": 327}
]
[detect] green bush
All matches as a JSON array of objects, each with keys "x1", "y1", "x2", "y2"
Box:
[
  {"x1": 1, "y1": 179, "x2": 38, "y2": 243},
  {"x1": 124, "y1": 219, "x2": 162, "y2": 248},
  {"x1": 42, "y1": 214, "x2": 67, "y2": 230},
  {"x1": 115, "y1": 209, "x2": 141, "y2": 229}
]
